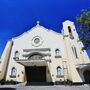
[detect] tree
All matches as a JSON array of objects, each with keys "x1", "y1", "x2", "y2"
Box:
[{"x1": 76, "y1": 9, "x2": 90, "y2": 50}]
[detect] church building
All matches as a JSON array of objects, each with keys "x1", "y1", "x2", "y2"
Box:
[{"x1": 0, "y1": 20, "x2": 90, "y2": 85}]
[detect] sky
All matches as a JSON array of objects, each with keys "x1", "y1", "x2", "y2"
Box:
[{"x1": 0, "y1": 0, "x2": 90, "y2": 58}]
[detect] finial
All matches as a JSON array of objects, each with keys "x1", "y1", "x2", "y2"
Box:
[{"x1": 36, "y1": 21, "x2": 40, "y2": 26}]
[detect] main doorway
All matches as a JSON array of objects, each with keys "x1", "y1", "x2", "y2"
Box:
[{"x1": 25, "y1": 66, "x2": 46, "y2": 83}]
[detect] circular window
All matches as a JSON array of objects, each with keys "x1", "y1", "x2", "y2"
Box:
[
  {"x1": 34, "y1": 38, "x2": 40, "y2": 44},
  {"x1": 31, "y1": 36, "x2": 43, "y2": 47}
]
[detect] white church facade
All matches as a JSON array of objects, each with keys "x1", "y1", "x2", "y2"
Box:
[{"x1": 0, "y1": 20, "x2": 90, "y2": 85}]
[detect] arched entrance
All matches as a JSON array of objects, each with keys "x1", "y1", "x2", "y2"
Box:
[
  {"x1": 25, "y1": 53, "x2": 46, "y2": 84},
  {"x1": 83, "y1": 70, "x2": 90, "y2": 83}
]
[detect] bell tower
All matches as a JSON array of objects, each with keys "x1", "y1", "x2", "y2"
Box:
[
  {"x1": 62, "y1": 20, "x2": 79, "y2": 40},
  {"x1": 62, "y1": 20, "x2": 83, "y2": 83}
]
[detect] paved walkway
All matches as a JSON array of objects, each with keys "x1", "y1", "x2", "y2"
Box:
[{"x1": 0, "y1": 85, "x2": 90, "y2": 90}]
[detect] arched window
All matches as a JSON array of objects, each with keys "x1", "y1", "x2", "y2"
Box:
[
  {"x1": 55, "y1": 49, "x2": 61, "y2": 58},
  {"x1": 68, "y1": 26, "x2": 74, "y2": 39},
  {"x1": 68, "y1": 26, "x2": 72, "y2": 33},
  {"x1": 29, "y1": 54, "x2": 43, "y2": 60},
  {"x1": 72, "y1": 46, "x2": 78, "y2": 58},
  {"x1": 55, "y1": 49, "x2": 60, "y2": 56},
  {"x1": 56, "y1": 66, "x2": 63, "y2": 77},
  {"x1": 28, "y1": 52, "x2": 43, "y2": 60},
  {"x1": 14, "y1": 51, "x2": 20, "y2": 60},
  {"x1": 10, "y1": 67, "x2": 17, "y2": 77}
]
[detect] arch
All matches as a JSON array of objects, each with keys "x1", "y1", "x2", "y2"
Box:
[
  {"x1": 68, "y1": 26, "x2": 74, "y2": 39},
  {"x1": 57, "y1": 66, "x2": 62, "y2": 76},
  {"x1": 71, "y1": 46, "x2": 78, "y2": 58},
  {"x1": 83, "y1": 70, "x2": 90, "y2": 83},
  {"x1": 15, "y1": 51, "x2": 20, "y2": 59},
  {"x1": 68, "y1": 26, "x2": 72, "y2": 33},
  {"x1": 28, "y1": 52, "x2": 43, "y2": 60},
  {"x1": 55, "y1": 49, "x2": 60, "y2": 56},
  {"x1": 11, "y1": 67, "x2": 17, "y2": 77}
]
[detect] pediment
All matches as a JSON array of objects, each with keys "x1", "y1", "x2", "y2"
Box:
[{"x1": 12, "y1": 22, "x2": 61, "y2": 41}]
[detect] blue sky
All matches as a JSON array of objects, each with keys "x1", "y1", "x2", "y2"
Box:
[{"x1": 0, "y1": 0, "x2": 90, "y2": 58}]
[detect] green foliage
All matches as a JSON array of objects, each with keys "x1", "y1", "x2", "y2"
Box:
[{"x1": 76, "y1": 9, "x2": 90, "y2": 49}]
